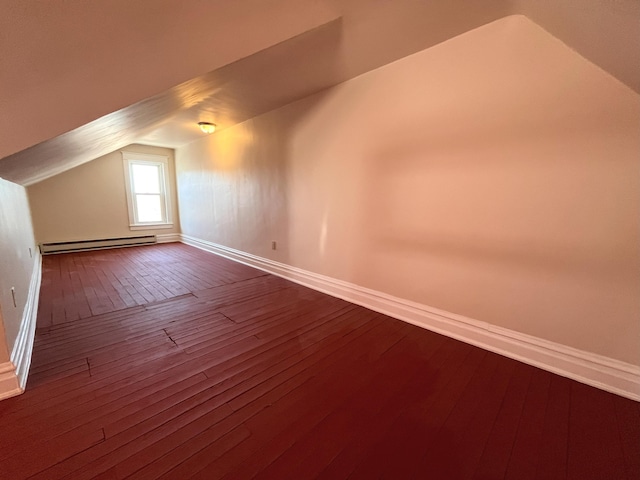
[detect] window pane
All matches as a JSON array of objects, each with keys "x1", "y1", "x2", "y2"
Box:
[
  {"x1": 132, "y1": 164, "x2": 160, "y2": 194},
  {"x1": 136, "y1": 194, "x2": 162, "y2": 222}
]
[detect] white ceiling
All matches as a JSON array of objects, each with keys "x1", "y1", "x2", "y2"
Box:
[{"x1": 0, "y1": 0, "x2": 637, "y2": 186}]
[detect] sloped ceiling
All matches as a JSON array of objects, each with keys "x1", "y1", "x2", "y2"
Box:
[{"x1": 0, "y1": 0, "x2": 637, "y2": 186}]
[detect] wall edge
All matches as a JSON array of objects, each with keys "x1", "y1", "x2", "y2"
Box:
[{"x1": 0, "y1": 252, "x2": 42, "y2": 400}]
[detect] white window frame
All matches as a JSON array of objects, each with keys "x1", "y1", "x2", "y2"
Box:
[{"x1": 122, "y1": 151, "x2": 173, "y2": 230}]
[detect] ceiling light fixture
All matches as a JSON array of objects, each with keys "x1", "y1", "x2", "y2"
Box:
[{"x1": 198, "y1": 122, "x2": 216, "y2": 134}]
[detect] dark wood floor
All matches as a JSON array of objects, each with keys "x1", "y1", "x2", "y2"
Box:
[{"x1": 0, "y1": 244, "x2": 637, "y2": 479}]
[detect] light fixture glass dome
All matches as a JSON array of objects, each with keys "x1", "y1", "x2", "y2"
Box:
[{"x1": 198, "y1": 122, "x2": 216, "y2": 134}]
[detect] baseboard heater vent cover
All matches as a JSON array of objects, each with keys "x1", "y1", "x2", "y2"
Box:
[{"x1": 40, "y1": 235, "x2": 157, "y2": 254}]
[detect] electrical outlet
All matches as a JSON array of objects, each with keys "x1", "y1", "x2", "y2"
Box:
[
  {"x1": 271, "y1": 241, "x2": 277, "y2": 250},
  {"x1": 10, "y1": 287, "x2": 17, "y2": 308}
]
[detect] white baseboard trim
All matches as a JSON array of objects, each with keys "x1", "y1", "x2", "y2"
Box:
[
  {"x1": 156, "y1": 233, "x2": 182, "y2": 243},
  {"x1": 0, "y1": 361, "x2": 21, "y2": 400},
  {"x1": 0, "y1": 252, "x2": 42, "y2": 400},
  {"x1": 181, "y1": 234, "x2": 640, "y2": 401}
]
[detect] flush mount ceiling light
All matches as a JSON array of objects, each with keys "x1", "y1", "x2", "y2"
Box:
[{"x1": 198, "y1": 122, "x2": 216, "y2": 134}]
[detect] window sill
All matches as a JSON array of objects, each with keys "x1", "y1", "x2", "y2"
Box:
[{"x1": 129, "y1": 223, "x2": 174, "y2": 231}]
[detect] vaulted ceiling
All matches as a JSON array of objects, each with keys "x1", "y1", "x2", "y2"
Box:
[{"x1": 0, "y1": 0, "x2": 638, "y2": 186}]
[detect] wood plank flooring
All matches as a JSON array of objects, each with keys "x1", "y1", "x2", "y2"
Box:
[{"x1": 0, "y1": 243, "x2": 637, "y2": 479}]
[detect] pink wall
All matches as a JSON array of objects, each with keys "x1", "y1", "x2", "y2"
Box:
[{"x1": 176, "y1": 16, "x2": 640, "y2": 365}]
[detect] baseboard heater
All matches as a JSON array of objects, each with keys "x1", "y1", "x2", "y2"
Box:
[{"x1": 40, "y1": 235, "x2": 157, "y2": 255}]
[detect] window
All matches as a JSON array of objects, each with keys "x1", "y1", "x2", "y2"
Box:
[{"x1": 122, "y1": 152, "x2": 173, "y2": 230}]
